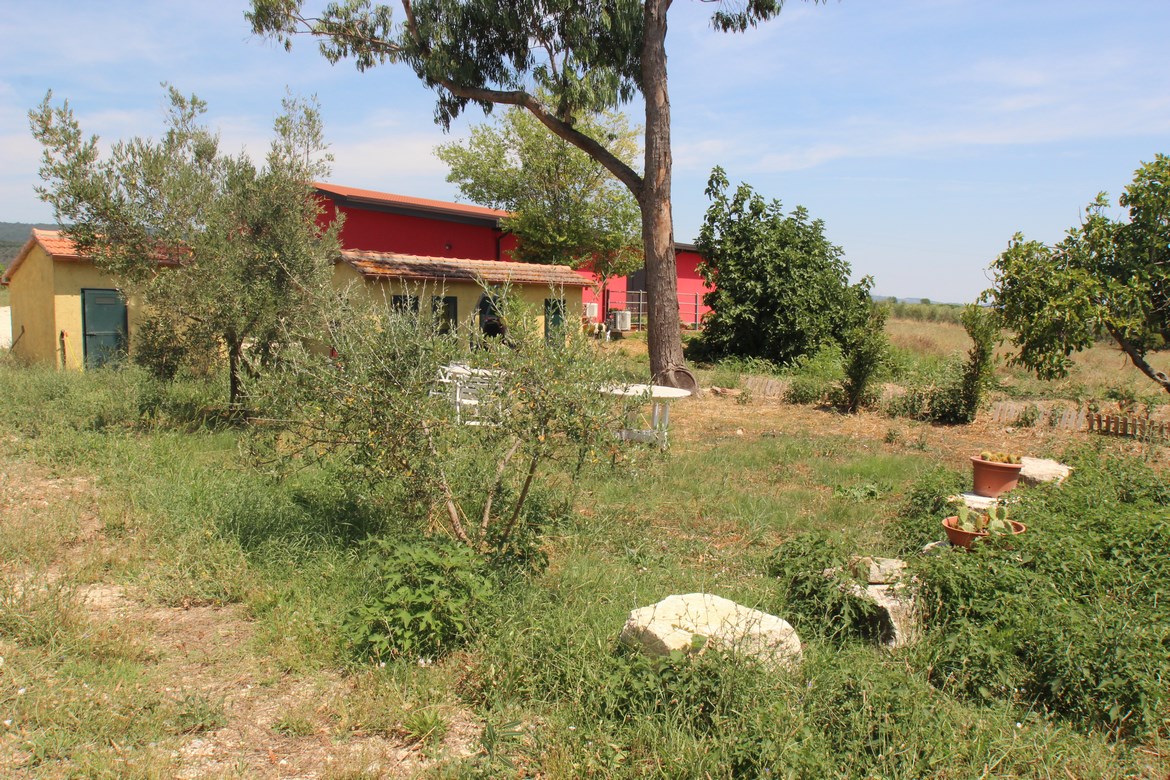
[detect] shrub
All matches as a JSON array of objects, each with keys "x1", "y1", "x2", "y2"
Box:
[
  {"x1": 783, "y1": 344, "x2": 843, "y2": 406},
  {"x1": 764, "y1": 530, "x2": 888, "y2": 643},
  {"x1": 886, "y1": 305, "x2": 998, "y2": 424},
  {"x1": 345, "y1": 539, "x2": 494, "y2": 662},
  {"x1": 694, "y1": 168, "x2": 872, "y2": 365},
  {"x1": 885, "y1": 465, "x2": 967, "y2": 555},
  {"x1": 250, "y1": 288, "x2": 638, "y2": 555},
  {"x1": 837, "y1": 304, "x2": 890, "y2": 412},
  {"x1": 911, "y1": 450, "x2": 1170, "y2": 739}
]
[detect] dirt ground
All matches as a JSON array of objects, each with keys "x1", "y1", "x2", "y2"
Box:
[{"x1": 0, "y1": 457, "x2": 477, "y2": 779}]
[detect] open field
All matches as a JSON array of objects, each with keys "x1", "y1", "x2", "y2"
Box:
[{"x1": 0, "y1": 350, "x2": 1168, "y2": 777}]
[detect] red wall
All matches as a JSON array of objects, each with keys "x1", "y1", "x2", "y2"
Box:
[
  {"x1": 316, "y1": 194, "x2": 713, "y2": 324},
  {"x1": 318, "y1": 198, "x2": 519, "y2": 260}
]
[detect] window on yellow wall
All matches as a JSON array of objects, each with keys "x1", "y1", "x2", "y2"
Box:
[
  {"x1": 391, "y1": 294, "x2": 420, "y2": 313},
  {"x1": 432, "y1": 296, "x2": 457, "y2": 334}
]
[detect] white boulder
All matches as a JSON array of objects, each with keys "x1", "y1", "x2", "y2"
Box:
[
  {"x1": 620, "y1": 593, "x2": 802, "y2": 669},
  {"x1": 1020, "y1": 457, "x2": 1071, "y2": 487}
]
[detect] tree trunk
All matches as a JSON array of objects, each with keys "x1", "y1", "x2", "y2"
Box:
[
  {"x1": 228, "y1": 338, "x2": 243, "y2": 407},
  {"x1": 641, "y1": 0, "x2": 698, "y2": 393}
]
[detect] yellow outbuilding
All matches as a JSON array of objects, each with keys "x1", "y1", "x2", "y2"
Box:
[
  {"x1": 1, "y1": 229, "x2": 136, "y2": 369},
  {"x1": 1, "y1": 230, "x2": 588, "y2": 369}
]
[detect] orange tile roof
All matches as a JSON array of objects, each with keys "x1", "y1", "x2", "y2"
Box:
[
  {"x1": 315, "y1": 182, "x2": 511, "y2": 221},
  {"x1": 1, "y1": 229, "x2": 83, "y2": 285},
  {"x1": 340, "y1": 250, "x2": 590, "y2": 287}
]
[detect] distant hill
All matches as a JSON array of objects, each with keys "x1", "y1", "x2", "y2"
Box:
[{"x1": 0, "y1": 221, "x2": 61, "y2": 269}]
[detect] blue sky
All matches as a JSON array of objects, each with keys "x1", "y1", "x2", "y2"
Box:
[{"x1": 2, "y1": 1, "x2": 1168, "y2": 303}]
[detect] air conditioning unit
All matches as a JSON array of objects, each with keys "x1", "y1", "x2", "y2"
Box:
[
  {"x1": 608, "y1": 309, "x2": 632, "y2": 332},
  {"x1": 584, "y1": 302, "x2": 599, "y2": 320}
]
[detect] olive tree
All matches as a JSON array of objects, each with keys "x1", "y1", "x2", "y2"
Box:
[
  {"x1": 249, "y1": 287, "x2": 639, "y2": 551},
  {"x1": 247, "y1": 0, "x2": 815, "y2": 391},
  {"x1": 30, "y1": 87, "x2": 340, "y2": 405},
  {"x1": 985, "y1": 154, "x2": 1170, "y2": 394}
]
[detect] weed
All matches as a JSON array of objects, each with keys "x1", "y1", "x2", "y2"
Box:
[
  {"x1": 345, "y1": 539, "x2": 494, "y2": 663},
  {"x1": 764, "y1": 531, "x2": 888, "y2": 643},
  {"x1": 401, "y1": 706, "x2": 448, "y2": 747},
  {"x1": 1014, "y1": 402, "x2": 1040, "y2": 427},
  {"x1": 172, "y1": 693, "x2": 227, "y2": 734},
  {"x1": 831, "y1": 481, "x2": 887, "y2": 502},
  {"x1": 272, "y1": 714, "x2": 316, "y2": 737}
]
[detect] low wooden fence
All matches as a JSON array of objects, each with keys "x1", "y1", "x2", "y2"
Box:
[{"x1": 1087, "y1": 413, "x2": 1169, "y2": 441}]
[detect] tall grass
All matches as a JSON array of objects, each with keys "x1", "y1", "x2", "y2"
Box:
[{"x1": 0, "y1": 364, "x2": 1165, "y2": 777}]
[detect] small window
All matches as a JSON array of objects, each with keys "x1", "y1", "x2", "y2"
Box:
[
  {"x1": 478, "y1": 292, "x2": 507, "y2": 339},
  {"x1": 432, "y1": 296, "x2": 458, "y2": 333},
  {"x1": 391, "y1": 294, "x2": 420, "y2": 313}
]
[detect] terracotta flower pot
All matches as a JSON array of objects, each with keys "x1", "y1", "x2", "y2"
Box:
[
  {"x1": 942, "y1": 516, "x2": 1027, "y2": 549},
  {"x1": 971, "y1": 456, "x2": 1024, "y2": 498}
]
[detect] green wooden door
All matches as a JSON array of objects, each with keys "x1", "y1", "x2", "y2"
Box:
[
  {"x1": 81, "y1": 288, "x2": 127, "y2": 369},
  {"x1": 544, "y1": 298, "x2": 566, "y2": 341}
]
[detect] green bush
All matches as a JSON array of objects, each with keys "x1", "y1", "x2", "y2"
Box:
[
  {"x1": 694, "y1": 168, "x2": 872, "y2": 365},
  {"x1": 886, "y1": 465, "x2": 967, "y2": 555},
  {"x1": 837, "y1": 304, "x2": 890, "y2": 412},
  {"x1": 345, "y1": 539, "x2": 494, "y2": 662},
  {"x1": 764, "y1": 530, "x2": 888, "y2": 644},
  {"x1": 912, "y1": 449, "x2": 1170, "y2": 739},
  {"x1": 783, "y1": 344, "x2": 843, "y2": 405}
]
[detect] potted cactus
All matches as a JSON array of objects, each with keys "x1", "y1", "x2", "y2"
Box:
[
  {"x1": 971, "y1": 451, "x2": 1024, "y2": 498},
  {"x1": 942, "y1": 503, "x2": 1027, "y2": 549}
]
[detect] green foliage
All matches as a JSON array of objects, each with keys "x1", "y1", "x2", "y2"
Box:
[
  {"x1": 695, "y1": 167, "x2": 873, "y2": 365},
  {"x1": 837, "y1": 304, "x2": 891, "y2": 412},
  {"x1": 913, "y1": 449, "x2": 1170, "y2": 739},
  {"x1": 986, "y1": 154, "x2": 1170, "y2": 394},
  {"x1": 30, "y1": 87, "x2": 341, "y2": 404},
  {"x1": 250, "y1": 287, "x2": 636, "y2": 552},
  {"x1": 346, "y1": 539, "x2": 494, "y2": 663},
  {"x1": 436, "y1": 106, "x2": 642, "y2": 279},
  {"x1": 885, "y1": 304, "x2": 997, "y2": 424},
  {"x1": 764, "y1": 531, "x2": 888, "y2": 644},
  {"x1": 401, "y1": 706, "x2": 449, "y2": 747},
  {"x1": 887, "y1": 465, "x2": 968, "y2": 555},
  {"x1": 782, "y1": 343, "x2": 843, "y2": 405},
  {"x1": 888, "y1": 300, "x2": 965, "y2": 323}
]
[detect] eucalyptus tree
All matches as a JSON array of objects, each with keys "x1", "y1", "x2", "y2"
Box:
[
  {"x1": 30, "y1": 87, "x2": 340, "y2": 405},
  {"x1": 247, "y1": 0, "x2": 807, "y2": 391}
]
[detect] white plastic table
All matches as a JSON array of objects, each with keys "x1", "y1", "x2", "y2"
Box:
[{"x1": 601, "y1": 383, "x2": 692, "y2": 448}]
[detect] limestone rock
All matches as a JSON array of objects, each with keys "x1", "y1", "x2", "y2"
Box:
[
  {"x1": 1020, "y1": 457, "x2": 1071, "y2": 487},
  {"x1": 620, "y1": 593, "x2": 802, "y2": 669},
  {"x1": 950, "y1": 493, "x2": 998, "y2": 512},
  {"x1": 850, "y1": 556, "x2": 907, "y2": 585},
  {"x1": 826, "y1": 559, "x2": 919, "y2": 647},
  {"x1": 921, "y1": 539, "x2": 951, "y2": 555}
]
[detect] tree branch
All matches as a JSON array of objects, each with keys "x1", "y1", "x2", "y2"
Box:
[
  {"x1": 420, "y1": 420, "x2": 472, "y2": 544},
  {"x1": 397, "y1": 0, "x2": 643, "y2": 198},
  {"x1": 1107, "y1": 324, "x2": 1170, "y2": 395},
  {"x1": 481, "y1": 437, "x2": 522, "y2": 540},
  {"x1": 502, "y1": 449, "x2": 541, "y2": 543}
]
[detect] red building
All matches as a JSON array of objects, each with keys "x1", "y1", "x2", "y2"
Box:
[{"x1": 314, "y1": 182, "x2": 712, "y2": 326}]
